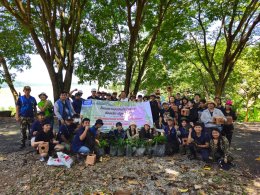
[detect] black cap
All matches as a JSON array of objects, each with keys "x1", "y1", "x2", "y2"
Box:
[
  {"x1": 95, "y1": 119, "x2": 104, "y2": 125},
  {"x1": 37, "y1": 112, "x2": 45, "y2": 116},
  {"x1": 116, "y1": 122, "x2": 122, "y2": 127}
]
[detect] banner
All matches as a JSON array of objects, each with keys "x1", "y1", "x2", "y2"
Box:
[{"x1": 81, "y1": 100, "x2": 154, "y2": 130}]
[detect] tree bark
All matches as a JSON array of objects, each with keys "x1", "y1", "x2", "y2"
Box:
[{"x1": 0, "y1": 56, "x2": 19, "y2": 105}]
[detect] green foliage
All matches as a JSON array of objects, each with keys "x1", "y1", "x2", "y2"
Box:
[
  {"x1": 99, "y1": 139, "x2": 109, "y2": 148},
  {"x1": 153, "y1": 135, "x2": 167, "y2": 145},
  {"x1": 116, "y1": 138, "x2": 126, "y2": 148}
]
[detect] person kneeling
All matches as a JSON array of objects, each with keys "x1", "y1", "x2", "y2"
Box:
[
  {"x1": 187, "y1": 122, "x2": 210, "y2": 162},
  {"x1": 209, "y1": 128, "x2": 234, "y2": 170},
  {"x1": 31, "y1": 122, "x2": 63, "y2": 161}
]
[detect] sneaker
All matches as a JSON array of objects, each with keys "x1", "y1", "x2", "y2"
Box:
[{"x1": 39, "y1": 157, "x2": 45, "y2": 162}]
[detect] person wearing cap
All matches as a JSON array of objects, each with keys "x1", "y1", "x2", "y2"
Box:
[
  {"x1": 187, "y1": 122, "x2": 210, "y2": 162},
  {"x1": 139, "y1": 122, "x2": 156, "y2": 140},
  {"x1": 72, "y1": 118, "x2": 91, "y2": 155},
  {"x1": 109, "y1": 122, "x2": 126, "y2": 140},
  {"x1": 72, "y1": 93, "x2": 85, "y2": 114},
  {"x1": 32, "y1": 121, "x2": 62, "y2": 161},
  {"x1": 87, "y1": 88, "x2": 100, "y2": 100},
  {"x1": 200, "y1": 99, "x2": 226, "y2": 135},
  {"x1": 143, "y1": 95, "x2": 149, "y2": 102},
  {"x1": 54, "y1": 91, "x2": 76, "y2": 126},
  {"x1": 120, "y1": 91, "x2": 129, "y2": 102},
  {"x1": 126, "y1": 122, "x2": 139, "y2": 139},
  {"x1": 222, "y1": 100, "x2": 237, "y2": 146},
  {"x1": 38, "y1": 92, "x2": 54, "y2": 126},
  {"x1": 164, "y1": 117, "x2": 180, "y2": 155},
  {"x1": 100, "y1": 91, "x2": 107, "y2": 100},
  {"x1": 159, "y1": 102, "x2": 175, "y2": 128},
  {"x1": 56, "y1": 117, "x2": 77, "y2": 151},
  {"x1": 16, "y1": 86, "x2": 37, "y2": 149},
  {"x1": 209, "y1": 128, "x2": 233, "y2": 169},
  {"x1": 69, "y1": 88, "x2": 83, "y2": 99}
]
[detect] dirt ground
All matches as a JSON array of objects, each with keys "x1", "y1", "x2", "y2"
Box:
[{"x1": 0, "y1": 117, "x2": 259, "y2": 194}]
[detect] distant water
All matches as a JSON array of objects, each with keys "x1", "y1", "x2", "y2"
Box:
[{"x1": 0, "y1": 83, "x2": 100, "y2": 109}]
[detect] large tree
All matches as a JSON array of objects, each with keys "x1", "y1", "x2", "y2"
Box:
[
  {"x1": 187, "y1": 0, "x2": 259, "y2": 96},
  {"x1": 0, "y1": 0, "x2": 88, "y2": 100},
  {"x1": 0, "y1": 12, "x2": 32, "y2": 104}
]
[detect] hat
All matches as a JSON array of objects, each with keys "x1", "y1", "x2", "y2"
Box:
[
  {"x1": 78, "y1": 90, "x2": 83, "y2": 94},
  {"x1": 91, "y1": 88, "x2": 97, "y2": 92},
  {"x1": 206, "y1": 100, "x2": 217, "y2": 106},
  {"x1": 75, "y1": 92, "x2": 81, "y2": 96},
  {"x1": 95, "y1": 119, "x2": 104, "y2": 125},
  {"x1": 23, "y1": 86, "x2": 31, "y2": 91},
  {"x1": 226, "y1": 100, "x2": 233, "y2": 106},
  {"x1": 38, "y1": 92, "x2": 48, "y2": 98},
  {"x1": 129, "y1": 121, "x2": 137, "y2": 127},
  {"x1": 116, "y1": 122, "x2": 122, "y2": 127},
  {"x1": 144, "y1": 121, "x2": 150, "y2": 127},
  {"x1": 167, "y1": 117, "x2": 174, "y2": 121},
  {"x1": 150, "y1": 93, "x2": 156, "y2": 97}
]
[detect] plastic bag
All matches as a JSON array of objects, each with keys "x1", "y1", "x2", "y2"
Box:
[
  {"x1": 117, "y1": 147, "x2": 125, "y2": 156},
  {"x1": 153, "y1": 144, "x2": 165, "y2": 157},
  {"x1": 57, "y1": 152, "x2": 73, "y2": 168},
  {"x1": 110, "y1": 145, "x2": 117, "y2": 156},
  {"x1": 47, "y1": 157, "x2": 64, "y2": 166},
  {"x1": 135, "y1": 147, "x2": 146, "y2": 157}
]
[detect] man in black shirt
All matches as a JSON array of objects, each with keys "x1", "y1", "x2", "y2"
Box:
[
  {"x1": 149, "y1": 94, "x2": 160, "y2": 128},
  {"x1": 159, "y1": 102, "x2": 175, "y2": 128}
]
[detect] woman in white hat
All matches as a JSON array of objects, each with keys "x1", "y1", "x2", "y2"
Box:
[{"x1": 126, "y1": 122, "x2": 139, "y2": 139}]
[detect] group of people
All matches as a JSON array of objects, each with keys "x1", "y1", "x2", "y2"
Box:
[{"x1": 15, "y1": 86, "x2": 237, "y2": 168}]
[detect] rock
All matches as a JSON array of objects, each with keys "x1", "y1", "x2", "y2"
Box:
[{"x1": 194, "y1": 184, "x2": 202, "y2": 190}]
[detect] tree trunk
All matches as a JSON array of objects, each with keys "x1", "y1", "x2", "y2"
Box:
[{"x1": 0, "y1": 56, "x2": 19, "y2": 105}]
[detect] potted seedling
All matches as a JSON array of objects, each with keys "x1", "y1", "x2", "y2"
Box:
[
  {"x1": 117, "y1": 138, "x2": 126, "y2": 156},
  {"x1": 98, "y1": 139, "x2": 109, "y2": 156},
  {"x1": 125, "y1": 139, "x2": 134, "y2": 157},
  {"x1": 135, "y1": 139, "x2": 146, "y2": 157},
  {"x1": 152, "y1": 135, "x2": 167, "y2": 157},
  {"x1": 109, "y1": 139, "x2": 117, "y2": 156}
]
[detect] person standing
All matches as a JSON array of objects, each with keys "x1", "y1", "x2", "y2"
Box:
[
  {"x1": 38, "y1": 92, "x2": 54, "y2": 126},
  {"x1": 150, "y1": 94, "x2": 160, "y2": 128},
  {"x1": 16, "y1": 86, "x2": 37, "y2": 149}
]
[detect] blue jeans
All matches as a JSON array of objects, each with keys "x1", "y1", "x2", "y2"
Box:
[{"x1": 78, "y1": 146, "x2": 90, "y2": 154}]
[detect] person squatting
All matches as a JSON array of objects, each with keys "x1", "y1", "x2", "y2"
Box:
[{"x1": 16, "y1": 86, "x2": 236, "y2": 169}]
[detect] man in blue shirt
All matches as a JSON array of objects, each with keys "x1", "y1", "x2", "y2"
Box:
[
  {"x1": 57, "y1": 117, "x2": 77, "y2": 151},
  {"x1": 16, "y1": 86, "x2": 37, "y2": 149}
]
